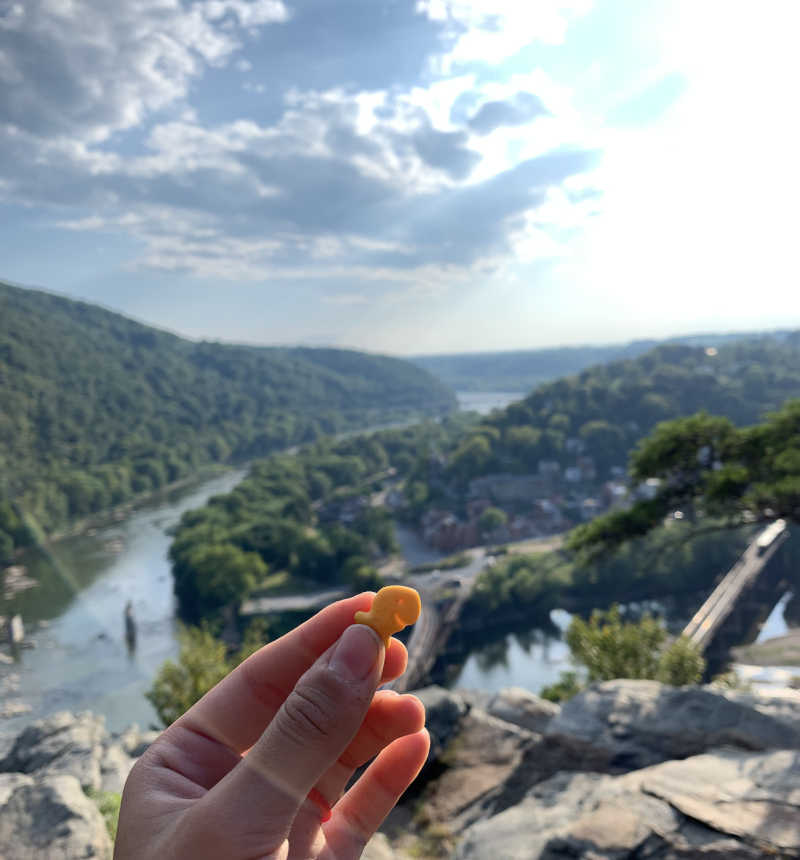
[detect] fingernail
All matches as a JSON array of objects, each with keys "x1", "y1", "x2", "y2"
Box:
[{"x1": 330, "y1": 624, "x2": 383, "y2": 682}]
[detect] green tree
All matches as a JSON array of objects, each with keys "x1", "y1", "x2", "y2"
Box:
[
  {"x1": 565, "y1": 605, "x2": 705, "y2": 684},
  {"x1": 146, "y1": 620, "x2": 269, "y2": 727},
  {"x1": 569, "y1": 402, "x2": 800, "y2": 560},
  {"x1": 478, "y1": 506, "x2": 508, "y2": 536},
  {"x1": 146, "y1": 624, "x2": 231, "y2": 727}
]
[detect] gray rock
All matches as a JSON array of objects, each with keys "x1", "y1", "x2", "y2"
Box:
[
  {"x1": 420, "y1": 709, "x2": 538, "y2": 830},
  {"x1": 456, "y1": 748, "x2": 800, "y2": 859},
  {"x1": 414, "y1": 686, "x2": 469, "y2": 762},
  {"x1": 115, "y1": 725, "x2": 160, "y2": 759},
  {"x1": 115, "y1": 725, "x2": 141, "y2": 757},
  {"x1": 488, "y1": 687, "x2": 560, "y2": 734},
  {"x1": 0, "y1": 774, "x2": 113, "y2": 859},
  {"x1": 99, "y1": 742, "x2": 134, "y2": 795},
  {"x1": 721, "y1": 688, "x2": 800, "y2": 734},
  {"x1": 127, "y1": 730, "x2": 159, "y2": 759},
  {"x1": 0, "y1": 773, "x2": 33, "y2": 806},
  {"x1": 546, "y1": 679, "x2": 800, "y2": 772},
  {"x1": 362, "y1": 833, "x2": 395, "y2": 860},
  {"x1": 0, "y1": 712, "x2": 107, "y2": 791}
]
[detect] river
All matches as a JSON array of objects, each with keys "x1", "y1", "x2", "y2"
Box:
[
  {"x1": 0, "y1": 470, "x2": 246, "y2": 741},
  {"x1": 456, "y1": 391, "x2": 521, "y2": 415}
]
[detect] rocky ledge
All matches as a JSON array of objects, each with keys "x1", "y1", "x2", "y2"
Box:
[
  {"x1": 397, "y1": 680, "x2": 800, "y2": 859},
  {"x1": 0, "y1": 713, "x2": 157, "y2": 859},
  {"x1": 1, "y1": 681, "x2": 799, "y2": 858}
]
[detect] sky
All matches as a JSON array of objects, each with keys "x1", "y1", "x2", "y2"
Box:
[{"x1": 1, "y1": 0, "x2": 798, "y2": 355}]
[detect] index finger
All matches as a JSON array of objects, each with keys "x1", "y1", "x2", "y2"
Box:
[{"x1": 173, "y1": 593, "x2": 406, "y2": 754}]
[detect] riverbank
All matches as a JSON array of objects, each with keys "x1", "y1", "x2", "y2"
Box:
[{"x1": 734, "y1": 630, "x2": 800, "y2": 668}]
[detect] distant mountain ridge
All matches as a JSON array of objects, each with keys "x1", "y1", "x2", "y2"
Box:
[
  {"x1": 412, "y1": 330, "x2": 794, "y2": 392},
  {"x1": 0, "y1": 281, "x2": 455, "y2": 559}
]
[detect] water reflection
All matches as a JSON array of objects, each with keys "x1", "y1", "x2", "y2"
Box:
[{"x1": 448, "y1": 612, "x2": 573, "y2": 695}]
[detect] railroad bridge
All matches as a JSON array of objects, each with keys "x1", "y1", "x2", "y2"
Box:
[{"x1": 681, "y1": 519, "x2": 791, "y2": 679}]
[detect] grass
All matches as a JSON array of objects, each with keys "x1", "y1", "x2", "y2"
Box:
[{"x1": 85, "y1": 788, "x2": 121, "y2": 841}]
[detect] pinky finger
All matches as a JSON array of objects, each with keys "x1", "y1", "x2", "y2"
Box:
[{"x1": 321, "y1": 729, "x2": 430, "y2": 860}]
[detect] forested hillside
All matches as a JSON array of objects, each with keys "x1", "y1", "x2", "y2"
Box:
[
  {"x1": 439, "y1": 337, "x2": 800, "y2": 487},
  {"x1": 413, "y1": 331, "x2": 786, "y2": 393},
  {"x1": 0, "y1": 282, "x2": 455, "y2": 560}
]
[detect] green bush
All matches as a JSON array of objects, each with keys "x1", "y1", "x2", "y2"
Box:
[
  {"x1": 539, "y1": 606, "x2": 706, "y2": 702},
  {"x1": 566, "y1": 605, "x2": 705, "y2": 685},
  {"x1": 540, "y1": 671, "x2": 582, "y2": 703},
  {"x1": 146, "y1": 620, "x2": 269, "y2": 727}
]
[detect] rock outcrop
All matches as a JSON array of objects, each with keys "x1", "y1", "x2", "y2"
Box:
[
  {"x1": 409, "y1": 680, "x2": 800, "y2": 859},
  {"x1": 0, "y1": 774, "x2": 113, "y2": 859},
  {"x1": 544, "y1": 679, "x2": 800, "y2": 771},
  {"x1": 455, "y1": 748, "x2": 800, "y2": 859},
  {"x1": 0, "y1": 712, "x2": 151, "y2": 859},
  {"x1": 2, "y1": 682, "x2": 800, "y2": 858}
]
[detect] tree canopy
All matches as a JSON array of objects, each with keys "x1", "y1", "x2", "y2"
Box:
[
  {"x1": 169, "y1": 417, "x2": 475, "y2": 620},
  {"x1": 422, "y1": 336, "x2": 800, "y2": 489},
  {"x1": 0, "y1": 281, "x2": 456, "y2": 560},
  {"x1": 568, "y1": 401, "x2": 800, "y2": 559}
]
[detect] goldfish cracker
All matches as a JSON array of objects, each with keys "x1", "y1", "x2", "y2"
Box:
[{"x1": 354, "y1": 585, "x2": 421, "y2": 649}]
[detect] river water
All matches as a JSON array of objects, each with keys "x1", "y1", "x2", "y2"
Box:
[
  {"x1": 1, "y1": 470, "x2": 246, "y2": 741},
  {"x1": 456, "y1": 391, "x2": 521, "y2": 415}
]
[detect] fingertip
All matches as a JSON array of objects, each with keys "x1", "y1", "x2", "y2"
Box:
[
  {"x1": 401, "y1": 694, "x2": 426, "y2": 732},
  {"x1": 380, "y1": 637, "x2": 407, "y2": 682}
]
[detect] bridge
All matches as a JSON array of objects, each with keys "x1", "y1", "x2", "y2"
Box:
[
  {"x1": 390, "y1": 550, "x2": 488, "y2": 692},
  {"x1": 681, "y1": 519, "x2": 790, "y2": 678}
]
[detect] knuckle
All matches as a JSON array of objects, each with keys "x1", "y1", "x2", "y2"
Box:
[{"x1": 277, "y1": 682, "x2": 337, "y2": 746}]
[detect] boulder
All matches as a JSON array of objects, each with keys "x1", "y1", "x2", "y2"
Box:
[
  {"x1": 545, "y1": 679, "x2": 800, "y2": 772},
  {"x1": 99, "y1": 742, "x2": 135, "y2": 795},
  {"x1": 456, "y1": 748, "x2": 800, "y2": 859},
  {"x1": 0, "y1": 774, "x2": 113, "y2": 859},
  {"x1": 413, "y1": 687, "x2": 469, "y2": 763},
  {"x1": 0, "y1": 712, "x2": 107, "y2": 791},
  {"x1": 720, "y1": 687, "x2": 800, "y2": 733},
  {"x1": 419, "y1": 709, "x2": 538, "y2": 830},
  {"x1": 115, "y1": 725, "x2": 160, "y2": 759},
  {"x1": 0, "y1": 773, "x2": 33, "y2": 806},
  {"x1": 487, "y1": 687, "x2": 560, "y2": 734}
]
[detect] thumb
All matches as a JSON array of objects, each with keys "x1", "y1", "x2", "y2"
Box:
[{"x1": 206, "y1": 624, "x2": 384, "y2": 851}]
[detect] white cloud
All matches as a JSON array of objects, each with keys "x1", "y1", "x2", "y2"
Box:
[
  {"x1": 0, "y1": 0, "x2": 597, "y2": 287},
  {"x1": 0, "y1": 0, "x2": 288, "y2": 143},
  {"x1": 417, "y1": 0, "x2": 593, "y2": 69}
]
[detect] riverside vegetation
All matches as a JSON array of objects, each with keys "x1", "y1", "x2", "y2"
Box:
[
  {"x1": 169, "y1": 416, "x2": 477, "y2": 620},
  {"x1": 0, "y1": 281, "x2": 455, "y2": 562}
]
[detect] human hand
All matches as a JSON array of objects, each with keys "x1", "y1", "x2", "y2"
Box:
[{"x1": 115, "y1": 593, "x2": 429, "y2": 859}]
